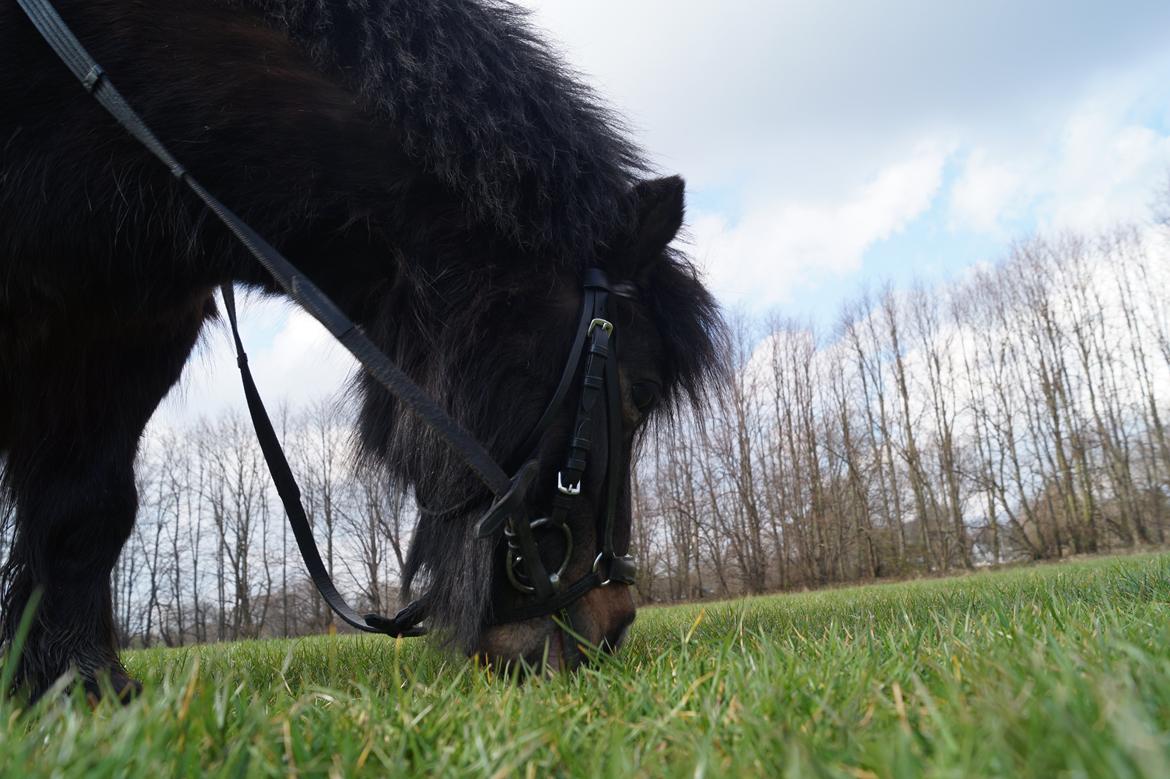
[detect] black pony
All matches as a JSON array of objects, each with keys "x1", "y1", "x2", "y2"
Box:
[{"x1": 0, "y1": 0, "x2": 722, "y2": 699}]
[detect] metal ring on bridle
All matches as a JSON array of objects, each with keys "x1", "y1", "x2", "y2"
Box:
[
  {"x1": 505, "y1": 518, "x2": 573, "y2": 594},
  {"x1": 593, "y1": 552, "x2": 612, "y2": 586}
]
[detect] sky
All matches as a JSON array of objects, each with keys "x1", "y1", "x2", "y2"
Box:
[{"x1": 155, "y1": 0, "x2": 1170, "y2": 426}]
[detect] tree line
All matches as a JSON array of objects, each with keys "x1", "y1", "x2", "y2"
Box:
[
  {"x1": 1, "y1": 223, "x2": 1167, "y2": 647},
  {"x1": 112, "y1": 400, "x2": 414, "y2": 646},
  {"x1": 633, "y1": 226, "x2": 1169, "y2": 600}
]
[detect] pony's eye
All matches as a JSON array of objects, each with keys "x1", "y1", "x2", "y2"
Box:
[{"x1": 631, "y1": 381, "x2": 661, "y2": 413}]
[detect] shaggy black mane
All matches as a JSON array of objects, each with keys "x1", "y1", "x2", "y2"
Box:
[{"x1": 241, "y1": 0, "x2": 648, "y2": 264}]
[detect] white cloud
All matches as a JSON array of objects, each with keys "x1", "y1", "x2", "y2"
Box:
[
  {"x1": 520, "y1": 0, "x2": 1170, "y2": 196},
  {"x1": 689, "y1": 144, "x2": 949, "y2": 310},
  {"x1": 949, "y1": 65, "x2": 1170, "y2": 236},
  {"x1": 154, "y1": 295, "x2": 356, "y2": 430},
  {"x1": 950, "y1": 149, "x2": 1026, "y2": 235}
]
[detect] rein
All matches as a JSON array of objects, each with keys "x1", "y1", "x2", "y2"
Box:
[{"x1": 18, "y1": 0, "x2": 635, "y2": 641}]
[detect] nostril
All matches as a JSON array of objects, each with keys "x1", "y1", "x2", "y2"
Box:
[{"x1": 604, "y1": 610, "x2": 637, "y2": 651}]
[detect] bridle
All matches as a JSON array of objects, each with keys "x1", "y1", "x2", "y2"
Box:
[
  {"x1": 480, "y1": 270, "x2": 637, "y2": 625},
  {"x1": 18, "y1": 0, "x2": 636, "y2": 639}
]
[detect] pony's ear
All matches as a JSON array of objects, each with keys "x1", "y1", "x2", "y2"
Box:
[{"x1": 631, "y1": 176, "x2": 686, "y2": 260}]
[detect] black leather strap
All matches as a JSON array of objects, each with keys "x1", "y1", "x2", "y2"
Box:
[
  {"x1": 603, "y1": 334, "x2": 624, "y2": 557},
  {"x1": 511, "y1": 299, "x2": 595, "y2": 464},
  {"x1": 221, "y1": 286, "x2": 427, "y2": 637},
  {"x1": 497, "y1": 573, "x2": 603, "y2": 623}
]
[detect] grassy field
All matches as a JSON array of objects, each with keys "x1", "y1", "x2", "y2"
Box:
[{"x1": 3, "y1": 554, "x2": 1170, "y2": 777}]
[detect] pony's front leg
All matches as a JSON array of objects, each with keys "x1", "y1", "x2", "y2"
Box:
[
  {"x1": 0, "y1": 293, "x2": 211, "y2": 702},
  {"x1": 1, "y1": 448, "x2": 142, "y2": 702}
]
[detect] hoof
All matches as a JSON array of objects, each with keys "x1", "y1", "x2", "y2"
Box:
[{"x1": 82, "y1": 669, "x2": 143, "y2": 705}]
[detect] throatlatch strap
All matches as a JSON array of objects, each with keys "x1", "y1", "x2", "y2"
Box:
[{"x1": 221, "y1": 286, "x2": 427, "y2": 637}]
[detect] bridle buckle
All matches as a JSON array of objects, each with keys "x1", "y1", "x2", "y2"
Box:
[
  {"x1": 588, "y1": 318, "x2": 613, "y2": 335},
  {"x1": 557, "y1": 472, "x2": 582, "y2": 496}
]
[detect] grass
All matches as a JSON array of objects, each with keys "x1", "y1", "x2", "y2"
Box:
[{"x1": 3, "y1": 554, "x2": 1170, "y2": 777}]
